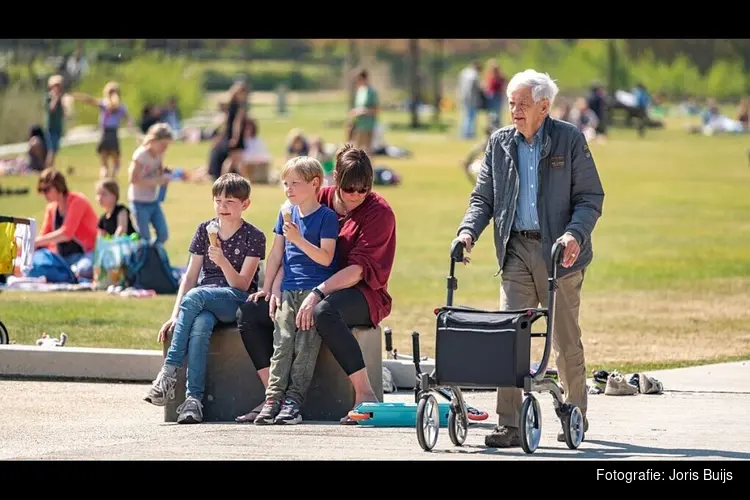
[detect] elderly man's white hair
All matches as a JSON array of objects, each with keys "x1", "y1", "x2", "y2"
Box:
[{"x1": 506, "y1": 69, "x2": 559, "y2": 105}]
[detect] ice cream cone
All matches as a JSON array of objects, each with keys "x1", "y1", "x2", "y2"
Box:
[
  {"x1": 281, "y1": 200, "x2": 293, "y2": 224},
  {"x1": 206, "y1": 220, "x2": 220, "y2": 247}
]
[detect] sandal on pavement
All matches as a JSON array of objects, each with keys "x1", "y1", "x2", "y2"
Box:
[
  {"x1": 340, "y1": 415, "x2": 360, "y2": 425},
  {"x1": 235, "y1": 403, "x2": 264, "y2": 423}
]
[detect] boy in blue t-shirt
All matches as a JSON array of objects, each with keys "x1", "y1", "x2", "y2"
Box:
[{"x1": 249, "y1": 156, "x2": 339, "y2": 425}]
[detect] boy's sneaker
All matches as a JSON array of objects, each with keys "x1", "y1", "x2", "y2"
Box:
[
  {"x1": 176, "y1": 396, "x2": 203, "y2": 424},
  {"x1": 254, "y1": 399, "x2": 282, "y2": 425},
  {"x1": 144, "y1": 365, "x2": 177, "y2": 406},
  {"x1": 275, "y1": 398, "x2": 303, "y2": 425}
]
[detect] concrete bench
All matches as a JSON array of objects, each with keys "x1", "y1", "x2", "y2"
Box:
[{"x1": 163, "y1": 325, "x2": 383, "y2": 422}]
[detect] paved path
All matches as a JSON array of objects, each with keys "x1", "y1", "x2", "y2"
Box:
[{"x1": 1, "y1": 361, "x2": 748, "y2": 460}]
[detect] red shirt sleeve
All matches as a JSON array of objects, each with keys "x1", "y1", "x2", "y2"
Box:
[{"x1": 347, "y1": 202, "x2": 396, "y2": 291}]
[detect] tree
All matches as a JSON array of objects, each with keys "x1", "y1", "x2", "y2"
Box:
[
  {"x1": 432, "y1": 39, "x2": 444, "y2": 124},
  {"x1": 408, "y1": 39, "x2": 421, "y2": 128}
]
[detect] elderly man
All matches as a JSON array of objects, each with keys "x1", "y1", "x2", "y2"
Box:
[{"x1": 454, "y1": 69, "x2": 605, "y2": 448}]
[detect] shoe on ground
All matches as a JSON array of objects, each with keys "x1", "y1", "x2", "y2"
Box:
[
  {"x1": 485, "y1": 425, "x2": 521, "y2": 448},
  {"x1": 235, "y1": 402, "x2": 264, "y2": 423},
  {"x1": 557, "y1": 415, "x2": 589, "y2": 442},
  {"x1": 638, "y1": 373, "x2": 664, "y2": 394},
  {"x1": 176, "y1": 396, "x2": 203, "y2": 424},
  {"x1": 274, "y1": 398, "x2": 303, "y2": 425},
  {"x1": 604, "y1": 371, "x2": 638, "y2": 396},
  {"x1": 144, "y1": 365, "x2": 177, "y2": 406},
  {"x1": 592, "y1": 369, "x2": 610, "y2": 385},
  {"x1": 254, "y1": 399, "x2": 282, "y2": 425}
]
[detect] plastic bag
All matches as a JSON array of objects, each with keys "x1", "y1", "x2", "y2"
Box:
[{"x1": 92, "y1": 233, "x2": 141, "y2": 290}]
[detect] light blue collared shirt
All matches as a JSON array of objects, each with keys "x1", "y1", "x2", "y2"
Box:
[{"x1": 513, "y1": 124, "x2": 544, "y2": 232}]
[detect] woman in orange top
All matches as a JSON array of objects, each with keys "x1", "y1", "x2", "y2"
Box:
[{"x1": 35, "y1": 168, "x2": 99, "y2": 280}]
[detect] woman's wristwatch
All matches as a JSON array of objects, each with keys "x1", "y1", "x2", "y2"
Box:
[{"x1": 312, "y1": 287, "x2": 326, "y2": 300}]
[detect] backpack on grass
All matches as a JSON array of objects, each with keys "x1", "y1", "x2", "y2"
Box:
[{"x1": 125, "y1": 242, "x2": 179, "y2": 294}]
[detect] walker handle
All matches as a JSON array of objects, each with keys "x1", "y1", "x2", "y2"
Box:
[{"x1": 384, "y1": 327, "x2": 393, "y2": 353}]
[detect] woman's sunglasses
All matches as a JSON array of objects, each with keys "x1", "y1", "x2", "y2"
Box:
[
  {"x1": 38, "y1": 186, "x2": 51, "y2": 194},
  {"x1": 340, "y1": 187, "x2": 369, "y2": 194}
]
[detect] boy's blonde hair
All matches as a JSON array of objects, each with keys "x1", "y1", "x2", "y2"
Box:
[
  {"x1": 103, "y1": 81, "x2": 121, "y2": 112},
  {"x1": 142, "y1": 122, "x2": 174, "y2": 146},
  {"x1": 281, "y1": 156, "x2": 324, "y2": 191}
]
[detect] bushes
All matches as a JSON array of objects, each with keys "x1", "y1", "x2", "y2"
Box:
[
  {"x1": 200, "y1": 63, "x2": 340, "y2": 92},
  {"x1": 70, "y1": 53, "x2": 203, "y2": 127},
  {"x1": 0, "y1": 84, "x2": 44, "y2": 144}
]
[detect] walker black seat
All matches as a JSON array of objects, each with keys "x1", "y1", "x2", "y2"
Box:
[{"x1": 434, "y1": 307, "x2": 534, "y2": 389}]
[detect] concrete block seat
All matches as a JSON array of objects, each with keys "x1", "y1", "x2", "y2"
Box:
[{"x1": 163, "y1": 324, "x2": 383, "y2": 422}]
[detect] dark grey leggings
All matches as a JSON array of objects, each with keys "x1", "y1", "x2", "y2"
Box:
[{"x1": 237, "y1": 287, "x2": 372, "y2": 376}]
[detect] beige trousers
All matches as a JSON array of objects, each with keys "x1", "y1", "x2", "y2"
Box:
[{"x1": 495, "y1": 233, "x2": 587, "y2": 428}]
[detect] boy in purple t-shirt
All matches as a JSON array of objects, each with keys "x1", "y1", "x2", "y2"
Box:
[
  {"x1": 248, "y1": 156, "x2": 339, "y2": 425},
  {"x1": 143, "y1": 173, "x2": 266, "y2": 424}
]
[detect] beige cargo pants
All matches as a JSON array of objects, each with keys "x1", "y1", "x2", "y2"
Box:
[{"x1": 495, "y1": 233, "x2": 587, "y2": 428}]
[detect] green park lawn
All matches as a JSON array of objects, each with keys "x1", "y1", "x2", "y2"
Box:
[{"x1": 1, "y1": 95, "x2": 749, "y2": 374}]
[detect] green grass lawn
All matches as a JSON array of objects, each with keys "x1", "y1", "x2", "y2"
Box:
[{"x1": 2, "y1": 97, "x2": 750, "y2": 374}]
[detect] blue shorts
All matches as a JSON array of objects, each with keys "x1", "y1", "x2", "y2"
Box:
[{"x1": 46, "y1": 130, "x2": 62, "y2": 153}]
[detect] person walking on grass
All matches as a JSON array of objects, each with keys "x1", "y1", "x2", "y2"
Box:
[
  {"x1": 71, "y1": 81, "x2": 135, "y2": 178},
  {"x1": 44, "y1": 75, "x2": 67, "y2": 168},
  {"x1": 127, "y1": 123, "x2": 173, "y2": 245}
]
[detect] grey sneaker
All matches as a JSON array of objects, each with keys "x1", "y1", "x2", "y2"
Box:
[
  {"x1": 254, "y1": 399, "x2": 282, "y2": 425},
  {"x1": 144, "y1": 366, "x2": 177, "y2": 406},
  {"x1": 604, "y1": 371, "x2": 638, "y2": 396},
  {"x1": 275, "y1": 398, "x2": 303, "y2": 425},
  {"x1": 176, "y1": 396, "x2": 203, "y2": 424},
  {"x1": 638, "y1": 373, "x2": 664, "y2": 394}
]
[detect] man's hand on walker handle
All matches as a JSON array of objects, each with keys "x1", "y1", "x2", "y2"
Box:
[
  {"x1": 556, "y1": 232, "x2": 580, "y2": 268},
  {"x1": 454, "y1": 233, "x2": 473, "y2": 264}
]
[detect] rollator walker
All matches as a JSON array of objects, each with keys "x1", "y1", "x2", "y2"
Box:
[{"x1": 412, "y1": 239, "x2": 585, "y2": 454}]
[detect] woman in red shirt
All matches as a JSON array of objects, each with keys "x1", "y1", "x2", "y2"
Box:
[
  {"x1": 35, "y1": 168, "x2": 99, "y2": 279},
  {"x1": 236, "y1": 145, "x2": 397, "y2": 424}
]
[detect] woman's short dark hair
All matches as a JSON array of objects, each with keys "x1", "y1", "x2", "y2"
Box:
[
  {"x1": 212, "y1": 173, "x2": 251, "y2": 200},
  {"x1": 334, "y1": 144, "x2": 373, "y2": 193},
  {"x1": 37, "y1": 168, "x2": 68, "y2": 195}
]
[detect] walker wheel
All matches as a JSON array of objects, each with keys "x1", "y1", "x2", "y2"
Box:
[
  {"x1": 416, "y1": 393, "x2": 440, "y2": 452},
  {"x1": 346, "y1": 411, "x2": 372, "y2": 421},
  {"x1": 562, "y1": 405, "x2": 584, "y2": 449},
  {"x1": 520, "y1": 394, "x2": 542, "y2": 454},
  {"x1": 448, "y1": 406, "x2": 468, "y2": 446}
]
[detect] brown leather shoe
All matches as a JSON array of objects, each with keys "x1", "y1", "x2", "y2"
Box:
[{"x1": 485, "y1": 426, "x2": 521, "y2": 448}]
